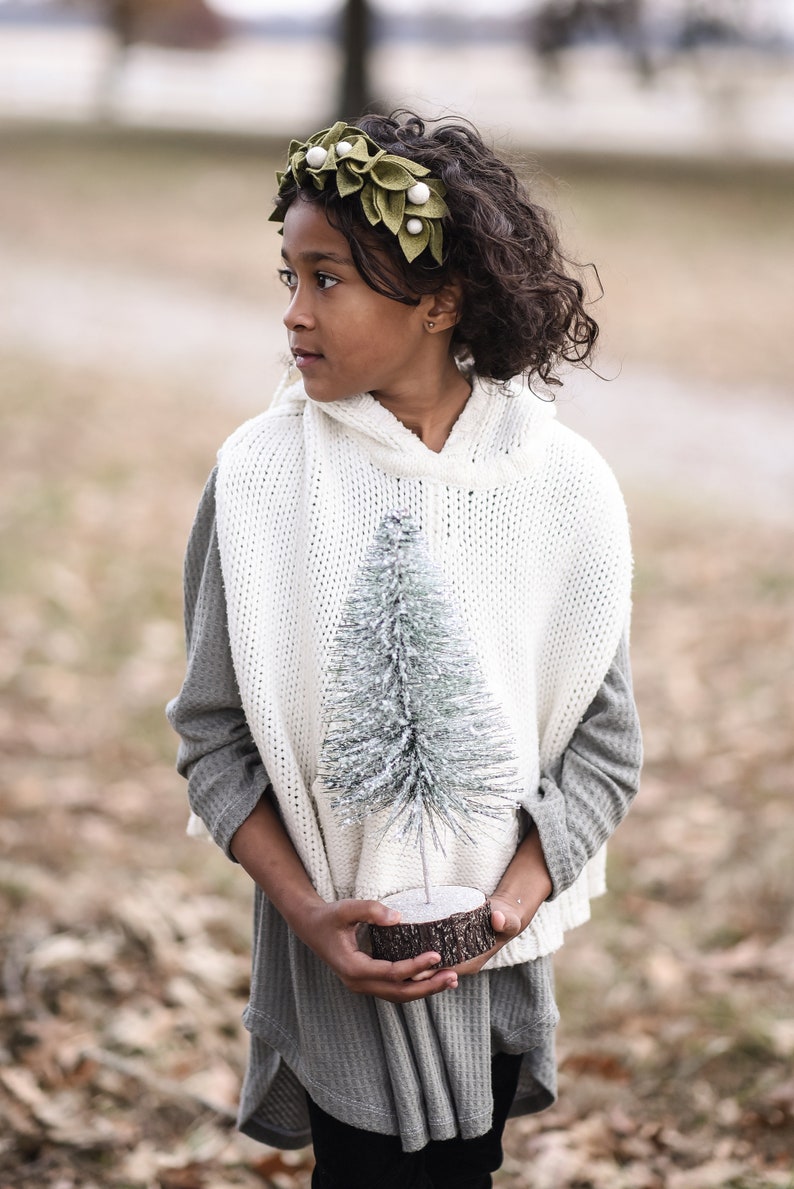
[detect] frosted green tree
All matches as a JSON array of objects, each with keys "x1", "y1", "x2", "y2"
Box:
[{"x1": 319, "y1": 508, "x2": 518, "y2": 903}]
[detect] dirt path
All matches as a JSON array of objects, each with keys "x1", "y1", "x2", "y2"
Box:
[
  {"x1": 560, "y1": 364, "x2": 794, "y2": 526},
  {"x1": 4, "y1": 241, "x2": 794, "y2": 525}
]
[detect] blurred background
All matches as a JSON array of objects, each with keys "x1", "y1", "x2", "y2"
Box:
[{"x1": 1, "y1": 3, "x2": 793, "y2": 1187}]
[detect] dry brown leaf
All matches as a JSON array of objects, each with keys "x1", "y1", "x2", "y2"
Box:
[
  {"x1": 0, "y1": 1066, "x2": 49, "y2": 1111},
  {"x1": 27, "y1": 931, "x2": 120, "y2": 973},
  {"x1": 158, "y1": 1165, "x2": 208, "y2": 1189},
  {"x1": 181, "y1": 1061, "x2": 240, "y2": 1113},
  {"x1": 0, "y1": 1079, "x2": 42, "y2": 1141},
  {"x1": 560, "y1": 1052, "x2": 632, "y2": 1083},
  {"x1": 106, "y1": 1002, "x2": 180, "y2": 1052},
  {"x1": 666, "y1": 1161, "x2": 746, "y2": 1189},
  {"x1": 250, "y1": 1151, "x2": 304, "y2": 1178}
]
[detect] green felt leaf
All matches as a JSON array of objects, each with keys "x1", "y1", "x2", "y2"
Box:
[
  {"x1": 359, "y1": 186, "x2": 379, "y2": 227},
  {"x1": 334, "y1": 138, "x2": 371, "y2": 166},
  {"x1": 407, "y1": 191, "x2": 448, "y2": 220},
  {"x1": 380, "y1": 190, "x2": 406, "y2": 235},
  {"x1": 344, "y1": 158, "x2": 372, "y2": 179},
  {"x1": 373, "y1": 160, "x2": 415, "y2": 191},
  {"x1": 337, "y1": 169, "x2": 363, "y2": 198},
  {"x1": 428, "y1": 220, "x2": 444, "y2": 265},
  {"x1": 398, "y1": 221, "x2": 429, "y2": 262},
  {"x1": 318, "y1": 122, "x2": 347, "y2": 147}
]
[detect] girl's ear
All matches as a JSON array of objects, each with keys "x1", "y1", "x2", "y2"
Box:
[{"x1": 422, "y1": 277, "x2": 464, "y2": 332}]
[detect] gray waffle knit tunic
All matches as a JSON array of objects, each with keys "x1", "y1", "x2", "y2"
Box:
[{"x1": 166, "y1": 469, "x2": 642, "y2": 1152}]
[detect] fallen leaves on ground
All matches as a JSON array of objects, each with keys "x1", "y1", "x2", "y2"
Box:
[
  {"x1": 3, "y1": 357, "x2": 792, "y2": 1187},
  {"x1": 2, "y1": 129, "x2": 793, "y2": 1188}
]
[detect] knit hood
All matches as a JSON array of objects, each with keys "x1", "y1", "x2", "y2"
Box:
[{"x1": 269, "y1": 370, "x2": 556, "y2": 490}]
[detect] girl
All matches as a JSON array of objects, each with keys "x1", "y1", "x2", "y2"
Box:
[{"x1": 167, "y1": 112, "x2": 642, "y2": 1188}]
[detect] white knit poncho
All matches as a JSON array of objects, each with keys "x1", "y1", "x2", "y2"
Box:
[{"x1": 212, "y1": 372, "x2": 633, "y2": 966}]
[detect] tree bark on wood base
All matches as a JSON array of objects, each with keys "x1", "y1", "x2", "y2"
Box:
[{"x1": 369, "y1": 899, "x2": 494, "y2": 967}]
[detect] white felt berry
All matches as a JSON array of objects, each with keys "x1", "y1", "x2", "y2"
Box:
[
  {"x1": 336, "y1": 140, "x2": 353, "y2": 156},
  {"x1": 405, "y1": 218, "x2": 423, "y2": 235},
  {"x1": 306, "y1": 146, "x2": 328, "y2": 168},
  {"x1": 407, "y1": 181, "x2": 430, "y2": 205}
]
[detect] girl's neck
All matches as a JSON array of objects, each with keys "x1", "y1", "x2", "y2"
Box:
[{"x1": 370, "y1": 357, "x2": 472, "y2": 454}]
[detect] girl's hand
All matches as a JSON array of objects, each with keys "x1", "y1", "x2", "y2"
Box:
[
  {"x1": 441, "y1": 891, "x2": 530, "y2": 978},
  {"x1": 441, "y1": 826, "x2": 554, "y2": 978},
  {"x1": 490, "y1": 891, "x2": 526, "y2": 947},
  {"x1": 302, "y1": 897, "x2": 459, "y2": 1003},
  {"x1": 230, "y1": 801, "x2": 457, "y2": 1002}
]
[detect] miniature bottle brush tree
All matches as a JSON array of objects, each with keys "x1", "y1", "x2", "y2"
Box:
[{"x1": 319, "y1": 508, "x2": 518, "y2": 966}]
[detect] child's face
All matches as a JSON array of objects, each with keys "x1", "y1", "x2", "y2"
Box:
[{"x1": 279, "y1": 197, "x2": 435, "y2": 405}]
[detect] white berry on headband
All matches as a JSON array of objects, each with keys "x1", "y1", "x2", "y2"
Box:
[
  {"x1": 306, "y1": 146, "x2": 328, "y2": 168},
  {"x1": 407, "y1": 182, "x2": 431, "y2": 206}
]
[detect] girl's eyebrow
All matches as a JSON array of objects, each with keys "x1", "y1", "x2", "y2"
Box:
[{"x1": 281, "y1": 247, "x2": 355, "y2": 267}]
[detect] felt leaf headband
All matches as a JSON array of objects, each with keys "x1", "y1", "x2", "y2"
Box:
[{"x1": 270, "y1": 121, "x2": 448, "y2": 265}]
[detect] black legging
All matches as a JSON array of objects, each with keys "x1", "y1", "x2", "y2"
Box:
[{"x1": 308, "y1": 1051, "x2": 523, "y2": 1189}]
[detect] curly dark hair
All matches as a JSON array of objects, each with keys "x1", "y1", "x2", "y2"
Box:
[{"x1": 272, "y1": 111, "x2": 598, "y2": 388}]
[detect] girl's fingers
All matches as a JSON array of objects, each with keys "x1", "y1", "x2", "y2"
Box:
[
  {"x1": 333, "y1": 898, "x2": 402, "y2": 928},
  {"x1": 338, "y1": 946, "x2": 455, "y2": 998},
  {"x1": 405, "y1": 972, "x2": 458, "y2": 997},
  {"x1": 380, "y1": 968, "x2": 458, "y2": 1000},
  {"x1": 326, "y1": 899, "x2": 464, "y2": 999},
  {"x1": 389, "y1": 952, "x2": 441, "y2": 980}
]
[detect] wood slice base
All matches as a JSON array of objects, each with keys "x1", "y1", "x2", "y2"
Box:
[{"x1": 369, "y1": 886, "x2": 495, "y2": 967}]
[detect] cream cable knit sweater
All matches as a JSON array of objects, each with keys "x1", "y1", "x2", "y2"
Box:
[{"x1": 212, "y1": 373, "x2": 633, "y2": 967}]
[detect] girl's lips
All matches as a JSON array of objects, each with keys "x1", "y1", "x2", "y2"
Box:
[{"x1": 293, "y1": 351, "x2": 323, "y2": 369}]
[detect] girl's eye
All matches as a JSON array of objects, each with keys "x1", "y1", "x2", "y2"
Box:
[{"x1": 277, "y1": 269, "x2": 339, "y2": 292}]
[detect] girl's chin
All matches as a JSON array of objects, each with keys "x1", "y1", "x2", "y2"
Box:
[
  {"x1": 305, "y1": 389, "x2": 352, "y2": 404},
  {"x1": 302, "y1": 380, "x2": 366, "y2": 404}
]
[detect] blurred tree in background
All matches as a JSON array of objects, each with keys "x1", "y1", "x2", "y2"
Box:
[
  {"x1": 337, "y1": 0, "x2": 374, "y2": 119},
  {"x1": 528, "y1": 0, "x2": 654, "y2": 85}
]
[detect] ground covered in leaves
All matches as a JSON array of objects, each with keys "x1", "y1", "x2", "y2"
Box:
[{"x1": 1, "y1": 125, "x2": 793, "y2": 1188}]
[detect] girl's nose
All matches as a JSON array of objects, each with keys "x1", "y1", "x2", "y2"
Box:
[{"x1": 283, "y1": 288, "x2": 315, "y2": 332}]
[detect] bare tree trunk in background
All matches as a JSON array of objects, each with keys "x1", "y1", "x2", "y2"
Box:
[
  {"x1": 96, "y1": 0, "x2": 135, "y2": 117},
  {"x1": 337, "y1": 0, "x2": 374, "y2": 121}
]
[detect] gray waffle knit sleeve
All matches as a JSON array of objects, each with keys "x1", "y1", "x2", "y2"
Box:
[
  {"x1": 166, "y1": 468, "x2": 270, "y2": 859},
  {"x1": 528, "y1": 631, "x2": 643, "y2": 900}
]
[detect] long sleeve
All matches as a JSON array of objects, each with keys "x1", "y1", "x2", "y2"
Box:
[
  {"x1": 526, "y1": 633, "x2": 642, "y2": 900},
  {"x1": 166, "y1": 469, "x2": 270, "y2": 859}
]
